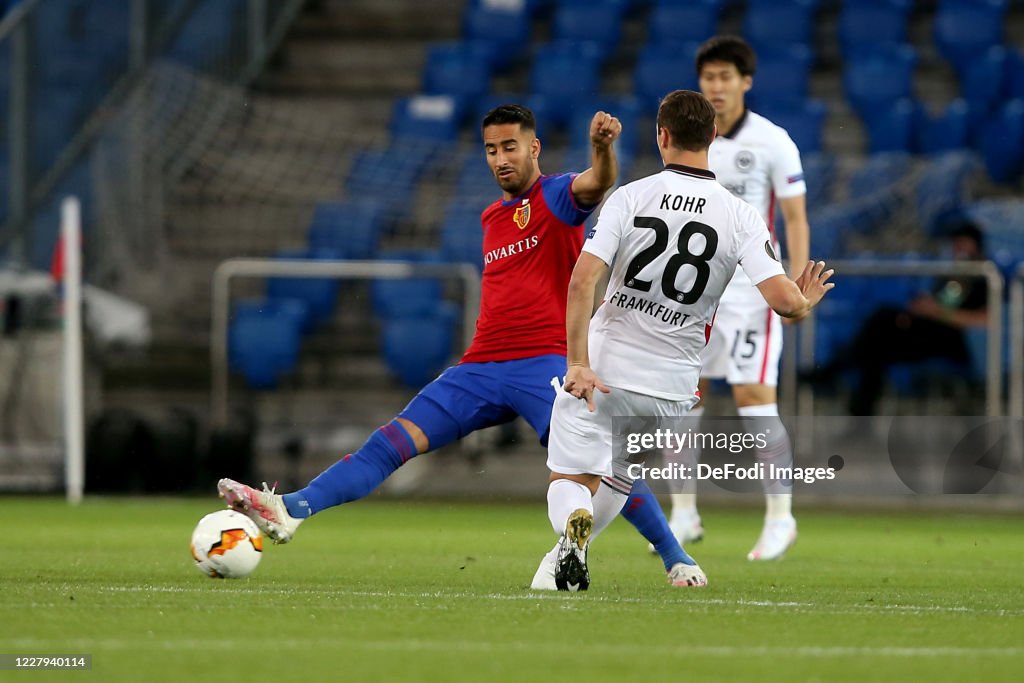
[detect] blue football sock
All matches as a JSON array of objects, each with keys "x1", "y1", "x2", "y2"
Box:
[
  {"x1": 283, "y1": 421, "x2": 418, "y2": 517},
  {"x1": 621, "y1": 478, "x2": 695, "y2": 570}
]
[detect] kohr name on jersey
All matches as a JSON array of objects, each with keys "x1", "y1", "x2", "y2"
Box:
[
  {"x1": 607, "y1": 289, "x2": 692, "y2": 327},
  {"x1": 484, "y1": 234, "x2": 540, "y2": 265},
  {"x1": 660, "y1": 194, "x2": 707, "y2": 213}
]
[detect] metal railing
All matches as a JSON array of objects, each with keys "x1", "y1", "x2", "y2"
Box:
[
  {"x1": 1010, "y1": 263, "x2": 1024, "y2": 420},
  {"x1": 796, "y1": 259, "x2": 1005, "y2": 418},
  {"x1": 210, "y1": 258, "x2": 482, "y2": 428}
]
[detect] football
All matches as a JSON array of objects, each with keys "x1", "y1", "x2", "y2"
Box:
[{"x1": 190, "y1": 509, "x2": 264, "y2": 578}]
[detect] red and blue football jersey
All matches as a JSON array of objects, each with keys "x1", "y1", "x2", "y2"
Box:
[{"x1": 461, "y1": 173, "x2": 595, "y2": 363}]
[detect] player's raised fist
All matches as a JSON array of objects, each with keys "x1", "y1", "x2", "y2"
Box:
[{"x1": 590, "y1": 111, "x2": 622, "y2": 148}]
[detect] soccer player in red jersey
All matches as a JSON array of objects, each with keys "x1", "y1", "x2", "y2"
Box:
[{"x1": 218, "y1": 105, "x2": 696, "y2": 586}]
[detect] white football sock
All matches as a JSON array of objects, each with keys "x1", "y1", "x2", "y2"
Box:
[
  {"x1": 590, "y1": 482, "x2": 628, "y2": 540},
  {"x1": 547, "y1": 478, "x2": 593, "y2": 536},
  {"x1": 737, "y1": 403, "x2": 794, "y2": 520}
]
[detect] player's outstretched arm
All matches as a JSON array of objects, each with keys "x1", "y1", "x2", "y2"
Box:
[
  {"x1": 756, "y1": 260, "x2": 835, "y2": 322},
  {"x1": 570, "y1": 111, "x2": 621, "y2": 207},
  {"x1": 565, "y1": 252, "x2": 611, "y2": 411}
]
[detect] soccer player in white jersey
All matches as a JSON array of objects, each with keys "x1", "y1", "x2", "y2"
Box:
[
  {"x1": 657, "y1": 36, "x2": 814, "y2": 561},
  {"x1": 543, "y1": 90, "x2": 834, "y2": 590}
]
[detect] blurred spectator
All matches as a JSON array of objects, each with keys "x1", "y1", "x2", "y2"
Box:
[{"x1": 811, "y1": 222, "x2": 989, "y2": 415}]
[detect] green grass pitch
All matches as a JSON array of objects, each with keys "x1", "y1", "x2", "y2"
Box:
[{"x1": 2, "y1": 497, "x2": 1023, "y2": 682}]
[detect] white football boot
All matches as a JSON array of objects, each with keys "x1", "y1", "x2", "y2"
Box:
[
  {"x1": 667, "y1": 562, "x2": 708, "y2": 587},
  {"x1": 530, "y1": 542, "x2": 560, "y2": 591},
  {"x1": 218, "y1": 479, "x2": 304, "y2": 544},
  {"x1": 747, "y1": 516, "x2": 797, "y2": 561}
]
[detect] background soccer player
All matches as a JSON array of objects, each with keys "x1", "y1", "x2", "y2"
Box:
[
  {"x1": 544, "y1": 89, "x2": 834, "y2": 590},
  {"x1": 218, "y1": 104, "x2": 694, "y2": 585},
  {"x1": 661, "y1": 36, "x2": 813, "y2": 561}
]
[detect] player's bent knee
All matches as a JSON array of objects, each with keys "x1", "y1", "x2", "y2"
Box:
[{"x1": 732, "y1": 384, "x2": 777, "y2": 408}]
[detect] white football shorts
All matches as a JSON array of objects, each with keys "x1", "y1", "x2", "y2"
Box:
[
  {"x1": 701, "y1": 292, "x2": 783, "y2": 387},
  {"x1": 546, "y1": 384, "x2": 698, "y2": 478}
]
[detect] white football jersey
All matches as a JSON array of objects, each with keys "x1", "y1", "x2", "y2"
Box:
[
  {"x1": 709, "y1": 110, "x2": 805, "y2": 303},
  {"x1": 583, "y1": 163, "x2": 786, "y2": 400}
]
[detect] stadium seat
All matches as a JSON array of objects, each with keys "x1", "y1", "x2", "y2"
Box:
[
  {"x1": 754, "y1": 99, "x2": 826, "y2": 155},
  {"x1": 229, "y1": 298, "x2": 306, "y2": 390},
  {"x1": 843, "y1": 44, "x2": 916, "y2": 118},
  {"x1": 837, "y1": 1, "x2": 910, "y2": 55},
  {"x1": 307, "y1": 199, "x2": 384, "y2": 260},
  {"x1": 390, "y1": 95, "x2": 462, "y2": 145},
  {"x1": 632, "y1": 42, "x2": 701, "y2": 114},
  {"x1": 529, "y1": 42, "x2": 603, "y2": 128},
  {"x1": 1008, "y1": 50, "x2": 1024, "y2": 100},
  {"x1": 372, "y1": 249, "x2": 445, "y2": 319},
  {"x1": 934, "y1": 0, "x2": 1006, "y2": 75},
  {"x1": 861, "y1": 99, "x2": 916, "y2": 153},
  {"x1": 958, "y1": 47, "x2": 1009, "y2": 117},
  {"x1": 916, "y1": 100, "x2": 970, "y2": 155},
  {"x1": 979, "y1": 100, "x2": 1024, "y2": 183},
  {"x1": 801, "y1": 152, "x2": 836, "y2": 210},
  {"x1": 382, "y1": 305, "x2": 459, "y2": 388},
  {"x1": 552, "y1": 4, "x2": 621, "y2": 57},
  {"x1": 743, "y1": 0, "x2": 815, "y2": 52},
  {"x1": 422, "y1": 43, "x2": 494, "y2": 106},
  {"x1": 167, "y1": 0, "x2": 244, "y2": 69},
  {"x1": 746, "y1": 44, "x2": 813, "y2": 110},
  {"x1": 266, "y1": 249, "x2": 342, "y2": 330},
  {"x1": 462, "y1": 3, "x2": 531, "y2": 70},
  {"x1": 440, "y1": 200, "x2": 487, "y2": 270},
  {"x1": 646, "y1": 0, "x2": 723, "y2": 46}
]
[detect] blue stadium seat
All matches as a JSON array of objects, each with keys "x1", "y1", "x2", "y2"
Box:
[
  {"x1": 391, "y1": 95, "x2": 462, "y2": 145},
  {"x1": 746, "y1": 45, "x2": 813, "y2": 110},
  {"x1": 422, "y1": 43, "x2": 493, "y2": 105},
  {"x1": 552, "y1": 4, "x2": 621, "y2": 56},
  {"x1": 743, "y1": 0, "x2": 815, "y2": 52},
  {"x1": 843, "y1": 44, "x2": 916, "y2": 118},
  {"x1": 959, "y1": 47, "x2": 1009, "y2": 115},
  {"x1": 462, "y1": 3, "x2": 531, "y2": 70},
  {"x1": 979, "y1": 99, "x2": 1024, "y2": 183},
  {"x1": 754, "y1": 99, "x2": 826, "y2": 155},
  {"x1": 632, "y1": 42, "x2": 700, "y2": 114},
  {"x1": 916, "y1": 100, "x2": 970, "y2": 155},
  {"x1": 229, "y1": 298, "x2": 305, "y2": 390},
  {"x1": 801, "y1": 152, "x2": 836, "y2": 210},
  {"x1": 647, "y1": 0, "x2": 722, "y2": 45},
  {"x1": 440, "y1": 201, "x2": 487, "y2": 270},
  {"x1": 454, "y1": 154, "x2": 499, "y2": 199},
  {"x1": 167, "y1": 0, "x2": 244, "y2": 69},
  {"x1": 837, "y1": 1, "x2": 910, "y2": 55},
  {"x1": 934, "y1": 0, "x2": 1006, "y2": 75},
  {"x1": 382, "y1": 305, "x2": 459, "y2": 388},
  {"x1": 529, "y1": 42, "x2": 603, "y2": 127},
  {"x1": 265, "y1": 249, "x2": 342, "y2": 330},
  {"x1": 307, "y1": 199, "x2": 384, "y2": 260},
  {"x1": 554, "y1": 0, "x2": 630, "y2": 15},
  {"x1": 861, "y1": 99, "x2": 916, "y2": 153},
  {"x1": 372, "y1": 249, "x2": 445, "y2": 319},
  {"x1": 1009, "y1": 50, "x2": 1024, "y2": 100}
]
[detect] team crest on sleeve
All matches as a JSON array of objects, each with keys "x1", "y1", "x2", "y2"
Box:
[{"x1": 513, "y1": 199, "x2": 531, "y2": 230}]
